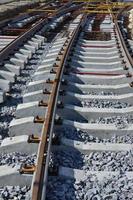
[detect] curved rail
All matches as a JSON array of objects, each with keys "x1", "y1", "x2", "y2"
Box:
[
  {"x1": 114, "y1": 7, "x2": 133, "y2": 67},
  {"x1": 31, "y1": 6, "x2": 133, "y2": 200},
  {"x1": 31, "y1": 14, "x2": 86, "y2": 200},
  {"x1": 115, "y1": 19, "x2": 133, "y2": 67}
]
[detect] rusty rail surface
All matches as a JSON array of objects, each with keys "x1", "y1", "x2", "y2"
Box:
[
  {"x1": 31, "y1": 7, "x2": 133, "y2": 200},
  {"x1": 114, "y1": 8, "x2": 133, "y2": 67},
  {"x1": 115, "y1": 20, "x2": 133, "y2": 67},
  {"x1": 31, "y1": 14, "x2": 85, "y2": 200}
]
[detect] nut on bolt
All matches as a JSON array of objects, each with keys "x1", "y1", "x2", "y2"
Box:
[
  {"x1": 46, "y1": 78, "x2": 54, "y2": 84},
  {"x1": 34, "y1": 116, "x2": 45, "y2": 123},
  {"x1": 27, "y1": 135, "x2": 40, "y2": 143},
  {"x1": 130, "y1": 82, "x2": 133, "y2": 87},
  {"x1": 56, "y1": 56, "x2": 60, "y2": 61},
  {"x1": 57, "y1": 101, "x2": 64, "y2": 108},
  {"x1": 38, "y1": 100, "x2": 48, "y2": 107},
  {"x1": 19, "y1": 164, "x2": 36, "y2": 174},
  {"x1": 67, "y1": 57, "x2": 72, "y2": 62},
  {"x1": 59, "y1": 90, "x2": 66, "y2": 96},
  {"x1": 48, "y1": 165, "x2": 58, "y2": 176},
  {"x1": 54, "y1": 115, "x2": 62, "y2": 125},
  {"x1": 50, "y1": 68, "x2": 56, "y2": 74},
  {"x1": 43, "y1": 88, "x2": 51, "y2": 95},
  {"x1": 126, "y1": 73, "x2": 132, "y2": 78},
  {"x1": 53, "y1": 63, "x2": 59, "y2": 68},
  {"x1": 52, "y1": 134, "x2": 60, "y2": 145},
  {"x1": 123, "y1": 65, "x2": 129, "y2": 70},
  {"x1": 119, "y1": 53, "x2": 124, "y2": 58},
  {"x1": 121, "y1": 60, "x2": 126, "y2": 64},
  {"x1": 61, "y1": 79, "x2": 68, "y2": 85}
]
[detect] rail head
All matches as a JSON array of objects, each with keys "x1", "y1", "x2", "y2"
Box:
[
  {"x1": 114, "y1": 10, "x2": 133, "y2": 67},
  {"x1": 31, "y1": 14, "x2": 86, "y2": 200}
]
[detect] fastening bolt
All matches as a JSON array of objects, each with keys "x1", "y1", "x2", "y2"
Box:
[
  {"x1": 52, "y1": 134, "x2": 60, "y2": 145},
  {"x1": 119, "y1": 54, "x2": 124, "y2": 58},
  {"x1": 50, "y1": 68, "x2": 56, "y2": 74},
  {"x1": 57, "y1": 101, "x2": 64, "y2": 109},
  {"x1": 121, "y1": 60, "x2": 126, "y2": 64},
  {"x1": 123, "y1": 65, "x2": 128, "y2": 70},
  {"x1": 67, "y1": 57, "x2": 71, "y2": 62},
  {"x1": 58, "y1": 51, "x2": 63, "y2": 56},
  {"x1": 56, "y1": 57, "x2": 60, "y2": 61},
  {"x1": 59, "y1": 90, "x2": 66, "y2": 96},
  {"x1": 53, "y1": 63, "x2": 59, "y2": 68},
  {"x1": 27, "y1": 135, "x2": 40, "y2": 143},
  {"x1": 43, "y1": 88, "x2": 51, "y2": 95},
  {"x1": 38, "y1": 100, "x2": 48, "y2": 107},
  {"x1": 34, "y1": 116, "x2": 45, "y2": 123},
  {"x1": 46, "y1": 78, "x2": 54, "y2": 84},
  {"x1": 126, "y1": 73, "x2": 132, "y2": 78},
  {"x1": 54, "y1": 115, "x2": 62, "y2": 125},
  {"x1": 130, "y1": 82, "x2": 133, "y2": 87},
  {"x1": 48, "y1": 166, "x2": 58, "y2": 176},
  {"x1": 61, "y1": 79, "x2": 68, "y2": 85}
]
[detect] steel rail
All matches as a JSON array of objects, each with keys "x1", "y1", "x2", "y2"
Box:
[
  {"x1": 31, "y1": 14, "x2": 86, "y2": 200},
  {"x1": 113, "y1": 8, "x2": 133, "y2": 67},
  {"x1": 115, "y1": 20, "x2": 133, "y2": 67},
  {"x1": 31, "y1": 5, "x2": 133, "y2": 200}
]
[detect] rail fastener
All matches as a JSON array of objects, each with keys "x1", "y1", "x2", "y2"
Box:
[
  {"x1": 53, "y1": 63, "x2": 59, "y2": 68},
  {"x1": 54, "y1": 116, "x2": 63, "y2": 125},
  {"x1": 27, "y1": 135, "x2": 41, "y2": 144},
  {"x1": 46, "y1": 78, "x2": 55, "y2": 84},
  {"x1": 50, "y1": 68, "x2": 57, "y2": 74},
  {"x1": 123, "y1": 65, "x2": 129, "y2": 70},
  {"x1": 38, "y1": 101, "x2": 48, "y2": 107},
  {"x1": 61, "y1": 79, "x2": 68, "y2": 85},
  {"x1": 130, "y1": 82, "x2": 133, "y2": 87},
  {"x1": 126, "y1": 72, "x2": 132, "y2": 78},
  {"x1": 57, "y1": 101, "x2": 64, "y2": 109},
  {"x1": 59, "y1": 90, "x2": 66, "y2": 96},
  {"x1": 34, "y1": 116, "x2": 45, "y2": 124},
  {"x1": 43, "y1": 89, "x2": 51, "y2": 95},
  {"x1": 19, "y1": 164, "x2": 36, "y2": 174}
]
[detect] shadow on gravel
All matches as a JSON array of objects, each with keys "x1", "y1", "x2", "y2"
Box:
[{"x1": 46, "y1": 148, "x2": 84, "y2": 200}]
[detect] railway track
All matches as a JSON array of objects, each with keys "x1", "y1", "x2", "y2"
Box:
[
  {"x1": 0, "y1": 1, "x2": 133, "y2": 200},
  {"x1": 34, "y1": 13, "x2": 133, "y2": 200}
]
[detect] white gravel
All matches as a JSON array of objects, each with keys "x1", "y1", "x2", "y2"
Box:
[
  {"x1": 0, "y1": 152, "x2": 37, "y2": 168},
  {"x1": 83, "y1": 151, "x2": 133, "y2": 172},
  {"x1": 50, "y1": 150, "x2": 133, "y2": 172},
  {"x1": 83, "y1": 91, "x2": 116, "y2": 96},
  {"x1": 0, "y1": 185, "x2": 31, "y2": 200},
  {"x1": 90, "y1": 115, "x2": 133, "y2": 129},
  {"x1": 81, "y1": 100, "x2": 131, "y2": 109},
  {"x1": 46, "y1": 174, "x2": 133, "y2": 200},
  {"x1": 59, "y1": 127, "x2": 133, "y2": 143}
]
